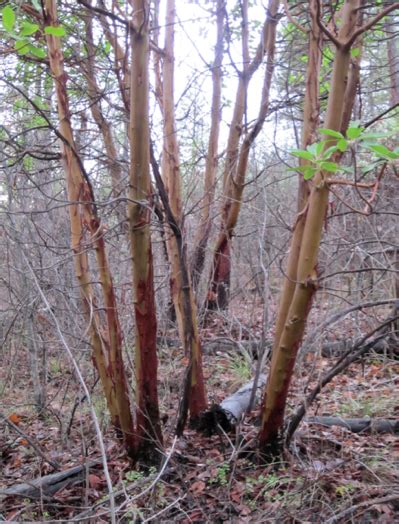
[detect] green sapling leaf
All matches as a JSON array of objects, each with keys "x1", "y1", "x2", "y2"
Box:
[
  {"x1": 44, "y1": 25, "x2": 66, "y2": 37},
  {"x1": 2, "y1": 6, "x2": 15, "y2": 33},
  {"x1": 319, "y1": 128, "x2": 344, "y2": 139},
  {"x1": 20, "y1": 21, "x2": 39, "y2": 36},
  {"x1": 291, "y1": 150, "x2": 315, "y2": 161}
]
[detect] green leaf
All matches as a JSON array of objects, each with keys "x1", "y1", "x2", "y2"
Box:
[
  {"x1": 320, "y1": 161, "x2": 338, "y2": 172},
  {"x1": 291, "y1": 150, "x2": 315, "y2": 161},
  {"x1": 367, "y1": 144, "x2": 399, "y2": 160},
  {"x1": 351, "y1": 47, "x2": 360, "y2": 58},
  {"x1": 44, "y1": 25, "x2": 66, "y2": 37},
  {"x1": 2, "y1": 6, "x2": 15, "y2": 32},
  {"x1": 304, "y1": 167, "x2": 317, "y2": 180},
  {"x1": 360, "y1": 162, "x2": 379, "y2": 174},
  {"x1": 337, "y1": 138, "x2": 348, "y2": 152},
  {"x1": 29, "y1": 45, "x2": 46, "y2": 58},
  {"x1": 346, "y1": 126, "x2": 364, "y2": 140},
  {"x1": 288, "y1": 165, "x2": 312, "y2": 173},
  {"x1": 360, "y1": 132, "x2": 390, "y2": 141},
  {"x1": 307, "y1": 143, "x2": 319, "y2": 157},
  {"x1": 32, "y1": 0, "x2": 41, "y2": 10},
  {"x1": 33, "y1": 96, "x2": 48, "y2": 110},
  {"x1": 20, "y1": 21, "x2": 39, "y2": 36},
  {"x1": 338, "y1": 166, "x2": 354, "y2": 174},
  {"x1": 319, "y1": 128, "x2": 344, "y2": 139},
  {"x1": 315, "y1": 141, "x2": 326, "y2": 157},
  {"x1": 15, "y1": 39, "x2": 30, "y2": 55},
  {"x1": 323, "y1": 145, "x2": 339, "y2": 159}
]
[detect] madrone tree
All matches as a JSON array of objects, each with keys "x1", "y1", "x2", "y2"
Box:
[{"x1": 259, "y1": 0, "x2": 399, "y2": 452}]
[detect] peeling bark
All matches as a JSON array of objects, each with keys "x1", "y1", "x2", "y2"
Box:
[
  {"x1": 44, "y1": 0, "x2": 135, "y2": 456},
  {"x1": 129, "y1": 0, "x2": 162, "y2": 463}
]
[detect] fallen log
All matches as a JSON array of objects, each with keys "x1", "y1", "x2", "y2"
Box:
[
  {"x1": 157, "y1": 336, "x2": 263, "y2": 356},
  {"x1": 307, "y1": 416, "x2": 399, "y2": 434},
  {"x1": 0, "y1": 460, "x2": 102, "y2": 499},
  {"x1": 321, "y1": 337, "x2": 398, "y2": 358},
  {"x1": 198, "y1": 374, "x2": 267, "y2": 435},
  {"x1": 286, "y1": 316, "x2": 399, "y2": 442}
]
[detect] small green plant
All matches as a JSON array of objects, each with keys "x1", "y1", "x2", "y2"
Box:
[
  {"x1": 125, "y1": 470, "x2": 145, "y2": 482},
  {"x1": 209, "y1": 462, "x2": 229, "y2": 486},
  {"x1": 337, "y1": 393, "x2": 395, "y2": 418},
  {"x1": 245, "y1": 472, "x2": 295, "y2": 505},
  {"x1": 335, "y1": 482, "x2": 356, "y2": 497},
  {"x1": 49, "y1": 357, "x2": 62, "y2": 375},
  {"x1": 125, "y1": 466, "x2": 156, "y2": 483},
  {"x1": 228, "y1": 355, "x2": 252, "y2": 382}
]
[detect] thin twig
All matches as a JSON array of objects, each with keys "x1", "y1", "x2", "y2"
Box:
[
  {"x1": 0, "y1": 412, "x2": 60, "y2": 471},
  {"x1": 325, "y1": 493, "x2": 399, "y2": 524},
  {"x1": 22, "y1": 253, "x2": 116, "y2": 524},
  {"x1": 286, "y1": 315, "x2": 398, "y2": 442}
]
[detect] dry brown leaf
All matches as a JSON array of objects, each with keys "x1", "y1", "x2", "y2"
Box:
[{"x1": 190, "y1": 480, "x2": 206, "y2": 493}]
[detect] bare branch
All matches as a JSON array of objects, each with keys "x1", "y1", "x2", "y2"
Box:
[
  {"x1": 282, "y1": 0, "x2": 307, "y2": 34},
  {"x1": 346, "y1": 2, "x2": 399, "y2": 48},
  {"x1": 315, "y1": 0, "x2": 342, "y2": 48}
]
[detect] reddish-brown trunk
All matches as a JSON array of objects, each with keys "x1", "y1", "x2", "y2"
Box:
[
  {"x1": 205, "y1": 237, "x2": 231, "y2": 310},
  {"x1": 157, "y1": 0, "x2": 207, "y2": 430},
  {"x1": 129, "y1": 0, "x2": 162, "y2": 463}
]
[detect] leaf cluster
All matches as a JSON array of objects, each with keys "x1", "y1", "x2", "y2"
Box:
[
  {"x1": 2, "y1": 5, "x2": 66, "y2": 60},
  {"x1": 290, "y1": 124, "x2": 398, "y2": 180}
]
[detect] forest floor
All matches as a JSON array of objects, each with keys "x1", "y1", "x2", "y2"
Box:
[{"x1": 1, "y1": 300, "x2": 398, "y2": 523}]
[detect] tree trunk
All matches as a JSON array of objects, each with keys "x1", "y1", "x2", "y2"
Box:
[
  {"x1": 84, "y1": 6, "x2": 125, "y2": 229},
  {"x1": 386, "y1": 1, "x2": 399, "y2": 105},
  {"x1": 198, "y1": 375, "x2": 267, "y2": 435},
  {"x1": 307, "y1": 417, "x2": 399, "y2": 434},
  {"x1": 158, "y1": 0, "x2": 207, "y2": 428},
  {"x1": 190, "y1": 0, "x2": 225, "y2": 290},
  {"x1": 259, "y1": 0, "x2": 363, "y2": 452},
  {"x1": 43, "y1": 0, "x2": 135, "y2": 457},
  {"x1": 129, "y1": 0, "x2": 163, "y2": 464},
  {"x1": 270, "y1": 0, "x2": 321, "y2": 366},
  {"x1": 206, "y1": 0, "x2": 280, "y2": 310}
]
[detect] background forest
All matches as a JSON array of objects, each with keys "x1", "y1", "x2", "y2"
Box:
[{"x1": 0, "y1": 0, "x2": 398, "y2": 522}]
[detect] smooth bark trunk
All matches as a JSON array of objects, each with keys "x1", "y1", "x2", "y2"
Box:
[
  {"x1": 191, "y1": 0, "x2": 225, "y2": 290},
  {"x1": 206, "y1": 0, "x2": 280, "y2": 310},
  {"x1": 160, "y1": 0, "x2": 207, "y2": 427},
  {"x1": 259, "y1": 0, "x2": 363, "y2": 451},
  {"x1": 84, "y1": 7, "x2": 125, "y2": 228}
]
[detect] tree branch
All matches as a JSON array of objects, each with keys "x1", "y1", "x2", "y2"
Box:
[
  {"x1": 315, "y1": 0, "x2": 342, "y2": 48},
  {"x1": 346, "y1": 3, "x2": 399, "y2": 48},
  {"x1": 76, "y1": 0, "x2": 128, "y2": 27},
  {"x1": 282, "y1": 0, "x2": 308, "y2": 34}
]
